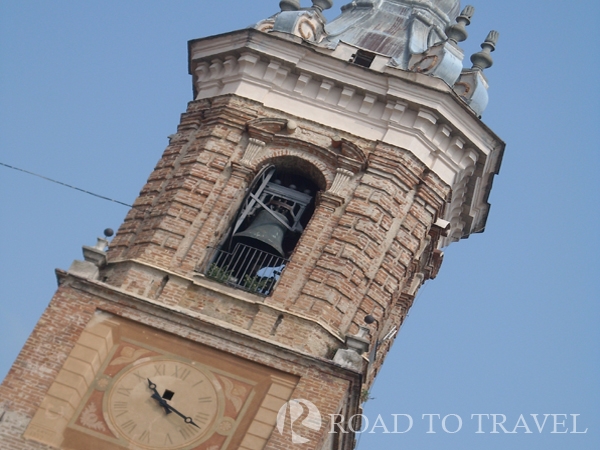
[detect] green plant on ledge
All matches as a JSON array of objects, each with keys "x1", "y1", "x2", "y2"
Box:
[
  {"x1": 242, "y1": 274, "x2": 271, "y2": 294},
  {"x1": 360, "y1": 388, "x2": 373, "y2": 403},
  {"x1": 206, "y1": 263, "x2": 233, "y2": 283}
]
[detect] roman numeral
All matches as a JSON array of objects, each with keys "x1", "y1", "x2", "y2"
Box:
[
  {"x1": 121, "y1": 419, "x2": 137, "y2": 435},
  {"x1": 191, "y1": 380, "x2": 204, "y2": 387},
  {"x1": 164, "y1": 433, "x2": 173, "y2": 445},
  {"x1": 179, "y1": 425, "x2": 199, "y2": 440},
  {"x1": 194, "y1": 412, "x2": 210, "y2": 426},
  {"x1": 139, "y1": 429, "x2": 151, "y2": 443},
  {"x1": 173, "y1": 366, "x2": 191, "y2": 381},
  {"x1": 154, "y1": 364, "x2": 166, "y2": 376},
  {"x1": 198, "y1": 396, "x2": 213, "y2": 404},
  {"x1": 117, "y1": 387, "x2": 132, "y2": 397},
  {"x1": 113, "y1": 402, "x2": 128, "y2": 417}
]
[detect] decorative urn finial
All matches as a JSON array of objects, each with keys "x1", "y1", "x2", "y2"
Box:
[
  {"x1": 446, "y1": 5, "x2": 475, "y2": 44},
  {"x1": 470, "y1": 30, "x2": 499, "y2": 70}
]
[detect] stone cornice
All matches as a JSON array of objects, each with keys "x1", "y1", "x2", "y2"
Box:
[
  {"x1": 88, "y1": 258, "x2": 347, "y2": 346},
  {"x1": 55, "y1": 267, "x2": 363, "y2": 382},
  {"x1": 188, "y1": 29, "x2": 501, "y2": 146},
  {"x1": 188, "y1": 28, "x2": 505, "y2": 243}
]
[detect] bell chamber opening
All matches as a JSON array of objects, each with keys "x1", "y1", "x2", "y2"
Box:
[{"x1": 205, "y1": 165, "x2": 320, "y2": 296}]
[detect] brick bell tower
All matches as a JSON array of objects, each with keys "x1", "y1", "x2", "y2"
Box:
[{"x1": 0, "y1": 1, "x2": 503, "y2": 449}]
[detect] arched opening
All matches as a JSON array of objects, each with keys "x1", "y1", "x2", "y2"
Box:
[{"x1": 206, "y1": 162, "x2": 322, "y2": 296}]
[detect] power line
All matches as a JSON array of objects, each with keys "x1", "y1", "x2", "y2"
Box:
[{"x1": 0, "y1": 161, "x2": 133, "y2": 207}]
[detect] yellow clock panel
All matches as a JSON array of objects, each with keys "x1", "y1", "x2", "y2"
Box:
[{"x1": 49, "y1": 315, "x2": 299, "y2": 450}]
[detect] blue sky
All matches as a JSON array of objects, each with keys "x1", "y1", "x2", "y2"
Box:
[{"x1": 1, "y1": 1, "x2": 598, "y2": 449}]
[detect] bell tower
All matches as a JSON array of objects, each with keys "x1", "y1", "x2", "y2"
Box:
[{"x1": 0, "y1": 1, "x2": 503, "y2": 449}]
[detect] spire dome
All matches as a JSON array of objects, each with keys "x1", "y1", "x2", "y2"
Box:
[
  {"x1": 325, "y1": 0, "x2": 461, "y2": 67},
  {"x1": 253, "y1": 1, "x2": 500, "y2": 115}
]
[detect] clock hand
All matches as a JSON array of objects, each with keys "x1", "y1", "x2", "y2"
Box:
[
  {"x1": 147, "y1": 378, "x2": 199, "y2": 428},
  {"x1": 162, "y1": 402, "x2": 200, "y2": 429},
  {"x1": 147, "y1": 379, "x2": 171, "y2": 415}
]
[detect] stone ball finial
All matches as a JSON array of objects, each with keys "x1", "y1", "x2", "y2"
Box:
[
  {"x1": 446, "y1": 5, "x2": 475, "y2": 43},
  {"x1": 364, "y1": 314, "x2": 376, "y2": 324},
  {"x1": 280, "y1": 0, "x2": 301, "y2": 11},
  {"x1": 471, "y1": 30, "x2": 499, "y2": 70},
  {"x1": 312, "y1": 0, "x2": 333, "y2": 11}
]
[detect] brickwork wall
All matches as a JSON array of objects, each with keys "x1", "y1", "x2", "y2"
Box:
[
  {"x1": 269, "y1": 144, "x2": 448, "y2": 362},
  {"x1": 102, "y1": 93, "x2": 450, "y2": 371},
  {"x1": 0, "y1": 279, "x2": 358, "y2": 450}
]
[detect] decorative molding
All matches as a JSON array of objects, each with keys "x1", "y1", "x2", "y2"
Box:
[
  {"x1": 441, "y1": 147, "x2": 478, "y2": 246},
  {"x1": 79, "y1": 403, "x2": 107, "y2": 432},
  {"x1": 338, "y1": 139, "x2": 368, "y2": 173},
  {"x1": 408, "y1": 41, "x2": 464, "y2": 87},
  {"x1": 255, "y1": 18, "x2": 275, "y2": 33},
  {"x1": 253, "y1": 147, "x2": 333, "y2": 190},
  {"x1": 190, "y1": 43, "x2": 478, "y2": 160},
  {"x1": 328, "y1": 168, "x2": 354, "y2": 197},
  {"x1": 261, "y1": 7, "x2": 328, "y2": 44},
  {"x1": 246, "y1": 117, "x2": 367, "y2": 196},
  {"x1": 247, "y1": 118, "x2": 289, "y2": 141},
  {"x1": 240, "y1": 138, "x2": 266, "y2": 166}
]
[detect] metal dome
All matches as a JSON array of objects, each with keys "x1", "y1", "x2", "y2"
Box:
[{"x1": 325, "y1": 0, "x2": 462, "y2": 67}]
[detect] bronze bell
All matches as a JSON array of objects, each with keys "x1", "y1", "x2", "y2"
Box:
[{"x1": 232, "y1": 209, "x2": 288, "y2": 257}]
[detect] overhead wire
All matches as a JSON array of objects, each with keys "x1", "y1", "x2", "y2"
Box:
[{"x1": 0, "y1": 161, "x2": 133, "y2": 207}]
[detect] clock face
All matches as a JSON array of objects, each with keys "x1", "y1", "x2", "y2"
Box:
[{"x1": 105, "y1": 357, "x2": 220, "y2": 449}]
